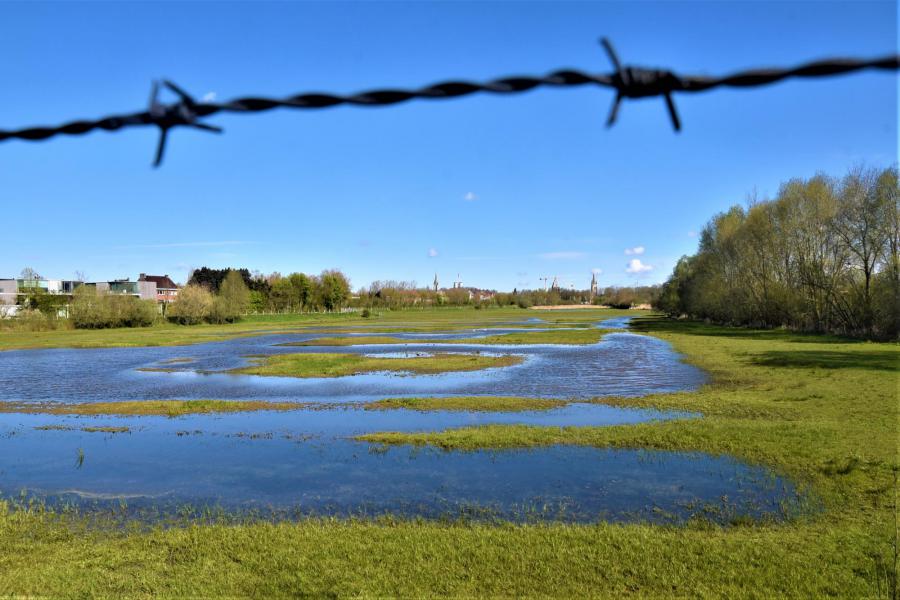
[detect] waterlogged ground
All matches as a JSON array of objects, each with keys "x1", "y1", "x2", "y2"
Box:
[
  {"x1": 0, "y1": 317, "x2": 801, "y2": 523},
  {"x1": 0, "y1": 318, "x2": 702, "y2": 403}
]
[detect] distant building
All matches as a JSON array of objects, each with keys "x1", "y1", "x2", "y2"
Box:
[
  {"x1": 433, "y1": 273, "x2": 439, "y2": 292},
  {"x1": 0, "y1": 278, "x2": 83, "y2": 303},
  {"x1": 90, "y1": 279, "x2": 156, "y2": 301},
  {"x1": 590, "y1": 272, "x2": 598, "y2": 299},
  {"x1": 0, "y1": 277, "x2": 84, "y2": 317},
  {"x1": 551, "y1": 276, "x2": 560, "y2": 292},
  {"x1": 139, "y1": 274, "x2": 179, "y2": 303}
]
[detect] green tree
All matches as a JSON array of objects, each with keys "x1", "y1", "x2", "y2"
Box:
[
  {"x1": 289, "y1": 273, "x2": 312, "y2": 312},
  {"x1": 215, "y1": 269, "x2": 250, "y2": 322},
  {"x1": 318, "y1": 270, "x2": 350, "y2": 312}
]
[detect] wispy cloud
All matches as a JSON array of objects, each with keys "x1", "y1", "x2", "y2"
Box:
[
  {"x1": 688, "y1": 231, "x2": 698, "y2": 238},
  {"x1": 624, "y1": 246, "x2": 645, "y2": 255},
  {"x1": 202, "y1": 91, "x2": 217, "y2": 102},
  {"x1": 625, "y1": 259, "x2": 653, "y2": 274},
  {"x1": 463, "y1": 191, "x2": 478, "y2": 202},
  {"x1": 538, "y1": 251, "x2": 586, "y2": 260},
  {"x1": 427, "y1": 248, "x2": 439, "y2": 258},
  {"x1": 592, "y1": 268, "x2": 602, "y2": 275},
  {"x1": 118, "y1": 241, "x2": 256, "y2": 249}
]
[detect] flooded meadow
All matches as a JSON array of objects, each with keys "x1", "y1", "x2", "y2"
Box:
[{"x1": 0, "y1": 317, "x2": 801, "y2": 523}]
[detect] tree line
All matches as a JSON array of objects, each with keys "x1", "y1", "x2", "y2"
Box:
[
  {"x1": 655, "y1": 166, "x2": 899, "y2": 339},
  {"x1": 187, "y1": 268, "x2": 352, "y2": 314}
]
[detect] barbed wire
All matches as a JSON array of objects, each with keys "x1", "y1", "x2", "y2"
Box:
[{"x1": 1, "y1": 38, "x2": 897, "y2": 167}]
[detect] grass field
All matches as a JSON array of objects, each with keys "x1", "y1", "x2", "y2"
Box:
[{"x1": 0, "y1": 307, "x2": 897, "y2": 598}]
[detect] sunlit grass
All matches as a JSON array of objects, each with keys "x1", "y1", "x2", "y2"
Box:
[
  {"x1": 229, "y1": 352, "x2": 525, "y2": 378},
  {"x1": 364, "y1": 396, "x2": 566, "y2": 412},
  {"x1": 1, "y1": 399, "x2": 311, "y2": 417}
]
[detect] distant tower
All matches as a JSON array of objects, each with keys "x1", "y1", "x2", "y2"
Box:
[
  {"x1": 590, "y1": 271, "x2": 598, "y2": 299},
  {"x1": 551, "y1": 276, "x2": 559, "y2": 291},
  {"x1": 454, "y1": 273, "x2": 462, "y2": 289},
  {"x1": 433, "y1": 273, "x2": 439, "y2": 292}
]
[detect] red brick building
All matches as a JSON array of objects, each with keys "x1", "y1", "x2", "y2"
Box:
[{"x1": 138, "y1": 274, "x2": 179, "y2": 304}]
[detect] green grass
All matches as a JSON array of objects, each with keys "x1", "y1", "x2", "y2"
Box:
[
  {"x1": 2, "y1": 399, "x2": 312, "y2": 417},
  {"x1": 365, "y1": 396, "x2": 566, "y2": 412},
  {"x1": 0, "y1": 310, "x2": 897, "y2": 597},
  {"x1": 2, "y1": 510, "x2": 891, "y2": 598},
  {"x1": 229, "y1": 351, "x2": 525, "y2": 378}
]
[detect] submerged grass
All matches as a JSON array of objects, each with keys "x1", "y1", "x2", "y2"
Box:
[
  {"x1": 79, "y1": 426, "x2": 130, "y2": 434},
  {"x1": 365, "y1": 396, "x2": 567, "y2": 412},
  {"x1": 0, "y1": 311, "x2": 897, "y2": 597},
  {"x1": 229, "y1": 351, "x2": 525, "y2": 378}
]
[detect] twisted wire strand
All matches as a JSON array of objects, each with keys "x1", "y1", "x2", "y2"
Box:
[{"x1": 0, "y1": 51, "x2": 896, "y2": 145}]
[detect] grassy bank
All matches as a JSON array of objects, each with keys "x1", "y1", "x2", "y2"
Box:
[
  {"x1": 1, "y1": 508, "x2": 889, "y2": 598},
  {"x1": 229, "y1": 351, "x2": 524, "y2": 378},
  {"x1": 0, "y1": 311, "x2": 896, "y2": 597},
  {"x1": 0, "y1": 399, "x2": 312, "y2": 417},
  {"x1": 364, "y1": 396, "x2": 566, "y2": 412}
]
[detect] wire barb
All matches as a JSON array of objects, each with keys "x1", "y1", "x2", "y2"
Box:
[
  {"x1": 148, "y1": 80, "x2": 223, "y2": 167},
  {"x1": 0, "y1": 39, "x2": 897, "y2": 166},
  {"x1": 601, "y1": 38, "x2": 682, "y2": 131}
]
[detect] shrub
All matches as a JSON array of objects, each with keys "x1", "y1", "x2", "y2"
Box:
[
  {"x1": 167, "y1": 285, "x2": 214, "y2": 325},
  {"x1": 4, "y1": 309, "x2": 60, "y2": 332},
  {"x1": 70, "y1": 287, "x2": 157, "y2": 329}
]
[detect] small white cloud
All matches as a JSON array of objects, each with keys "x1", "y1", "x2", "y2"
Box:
[
  {"x1": 538, "y1": 251, "x2": 586, "y2": 260},
  {"x1": 625, "y1": 259, "x2": 653, "y2": 274},
  {"x1": 202, "y1": 91, "x2": 217, "y2": 102},
  {"x1": 463, "y1": 191, "x2": 478, "y2": 202},
  {"x1": 624, "y1": 246, "x2": 645, "y2": 255},
  {"x1": 427, "y1": 248, "x2": 439, "y2": 258},
  {"x1": 688, "y1": 231, "x2": 698, "y2": 238},
  {"x1": 592, "y1": 268, "x2": 602, "y2": 275}
]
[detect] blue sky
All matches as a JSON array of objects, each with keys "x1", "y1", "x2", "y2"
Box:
[{"x1": 1, "y1": 1, "x2": 896, "y2": 291}]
